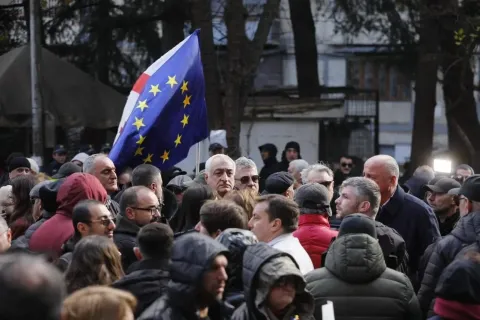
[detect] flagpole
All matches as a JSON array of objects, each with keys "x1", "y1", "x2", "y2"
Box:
[{"x1": 195, "y1": 143, "x2": 201, "y2": 174}]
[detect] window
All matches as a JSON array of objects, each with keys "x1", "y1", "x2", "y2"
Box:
[{"x1": 347, "y1": 60, "x2": 412, "y2": 101}]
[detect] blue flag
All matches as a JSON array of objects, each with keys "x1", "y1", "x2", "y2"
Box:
[{"x1": 110, "y1": 30, "x2": 209, "y2": 172}]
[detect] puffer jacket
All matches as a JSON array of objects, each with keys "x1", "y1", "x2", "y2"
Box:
[
  {"x1": 305, "y1": 234, "x2": 422, "y2": 320},
  {"x1": 29, "y1": 173, "x2": 107, "y2": 259},
  {"x1": 232, "y1": 243, "x2": 315, "y2": 320},
  {"x1": 138, "y1": 233, "x2": 231, "y2": 320},
  {"x1": 418, "y1": 212, "x2": 480, "y2": 317},
  {"x1": 293, "y1": 214, "x2": 337, "y2": 268}
]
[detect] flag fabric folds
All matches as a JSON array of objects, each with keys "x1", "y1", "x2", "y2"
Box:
[{"x1": 109, "y1": 30, "x2": 209, "y2": 172}]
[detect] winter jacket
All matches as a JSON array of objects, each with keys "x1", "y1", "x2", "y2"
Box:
[
  {"x1": 113, "y1": 215, "x2": 140, "y2": 271},
  {"x1": 55, "y1": 237, "x2": 77, "y2": 272},
  {"x1": 305, "y1": 234, "x2": 422, "y2": 320},
  {"x1": 377, "y1": 186, "x2": 441, "y2": 277},
  {"x1": 29, "y1": 173, "x2": 107, "y2": 259},
  {"x1": 375, "y1": 221, "x2": 409, "y2": 273},
  {"x1": 112, "y1": 258, "x2": 170, "y2": 318},
  {"x1": 231, "y1": 243, "x2": 315, "y2": 320},
  {"x1": 138, "y1": 233, "x2": 230, "y2": 320},
  {"x1": 258, "y1": 143, "x2": 279, "y2": 192},
  {"x1": 417, "y1": 212, "x2": 480, "y2": 317},
  {"x1": 268, "y1": 233, "x2": 314, "y2": 274},
  {"x1": 293, "y1": 214, "x2": 338, "y2": 268}
]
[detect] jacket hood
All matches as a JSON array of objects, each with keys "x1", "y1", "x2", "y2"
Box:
[
  {"x1": 167, "y1": 233, "x2": 228, "y2": 307},
  {"x1": 451, "y1": 211, "x2": 480, "y2": 243},
  {"x1": 242, "y1": 243, "x2": 314, "y2": 319},
  {"x1": 259, "y1": 143, "x2": 278, "y2": 165},
  {"x1": 281, "y1": 141, "x2": 302, "y2": 163},
  {"x1": 56, "y1": 173, "x2": 107, "y2": 217},
  {"x1": 161, "y1": 187, "x2": 178, "y2": 220},
  {"x1": 325, "y1": 234, "x2": 386, "y2": 283}
]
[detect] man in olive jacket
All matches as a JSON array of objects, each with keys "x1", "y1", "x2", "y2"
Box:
[{"x1": 306, "y1": 214, "x2": 421, "y2": 320}]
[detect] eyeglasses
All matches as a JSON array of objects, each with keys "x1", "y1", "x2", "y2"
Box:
[
  {"x1": 317, "y1": 181, "x2": 333, "y2": 188},
  {"x1": 341, "y1": 162, "x2": 353, "y2": 168},
  {"x1": 89, "y1": 217, "x2": 115, "y2": 227},
  {"x1": 130, "y1": 205, "x2": 164, "y2": 216},
  {"x1": 236, "y1": 175, "x2": 259, "y2": 184}
]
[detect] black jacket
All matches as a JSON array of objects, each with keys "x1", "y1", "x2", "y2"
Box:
[
  {"x1": 138, "y1": 233, "x2": 230, "y2": 320},
  {"x1": 113, "y1": 216, "x2": 140, "y2": 271},
  {"x1": 231, "y1": 243, "x2": 314, "y2": 320},
  {"x1": 106, "y1": 196, "x2": 120, "y2": 218},
  {"x1": 112, "y1": 258, "x2": 170, "y2": 318},
  {"x1": 306, "y1": 234, "x2": 422, "y2": 320},
  {"x1": 377, "y1": 186, "x2": 441, "y2": 277},
  {"x1": 56, "y1": 237, "x2": 77, "y2": 272},
  {"x1": 258, "y1": 144, "x2": 279, "y2": 192},
  {"x1": 417, "y1": 212, "x2": 480, "y2": 317}
]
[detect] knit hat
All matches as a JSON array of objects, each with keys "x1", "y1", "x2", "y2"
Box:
[
  {"x1": 262, "y1": 172, "x2": 294, "y2": 195},
  {"x1": 71, "y1": 152, "x2": 89, "y2": 164},
  {"x1": 338, "y1": 213, "x2": 377, "y2": 238},
  {"x1": 294, "y1": 183, "x2": 331, "y2": 216},
  {"x1": 8, "y1": 157, "x2": 31, "y2": 172}
]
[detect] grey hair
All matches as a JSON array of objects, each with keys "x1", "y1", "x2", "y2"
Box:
[
  {"x1": 82, "y1": 154, "x2": 108, "y2": 174},
  {"x1": 235, "y1": 157, "x2": 257, "y2": 171},
  {"x1": 289, "y1": 159, "x2": 309, "y2": 174},
  {"x1": 205, "y1": 154, "x2": 235, "y2": 174},
  {"x1": 301, "y1": 163, "x2": 333, "y2": 184},
  {"x1": 413, "y1": 165, "x2": 435, "y2": 182},
  {"x1": 341, "y1": 177, "x2": 381, "y2": 217},
  {"x1": 367, "y1": 155, "x2": 400, "y2": 179}
]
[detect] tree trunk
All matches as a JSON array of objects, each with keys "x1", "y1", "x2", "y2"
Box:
[
  {"x1": 162, "y1": 0, "x2": 186, "y2": 53},
  {"x1": 95, "y1": 0, "x2": 111, "y2": 84},
  {"x1": 191, "y1": 0, "x2": 224, "y2": 130},
  {"x1": 288, "y1": 0, "x2": 320, "y2": 97},
  {"x1": 409, "y1": 5, "x2": 439, "y2": 174},
  {"x1": 439, "y1": 1, "x2": 480, "y2": 171},
  {"x1": 223, "y1": 0, "x2": 281, "y2": 157}
]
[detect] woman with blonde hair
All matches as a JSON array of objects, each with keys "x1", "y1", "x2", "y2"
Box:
[
  {"x1": 62, "y1": 286, "x2": 137, "y2": 320},
  {"x1": 223, "y1": 189, "x2": 257, "y2": 220},
  {"x1": 65, "y1": 235, "x2": 124, "y2": 293}
]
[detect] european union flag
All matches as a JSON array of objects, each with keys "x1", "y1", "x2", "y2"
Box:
[{"x1": 110, "y1": 30, "x2": 209, "y2": 172}]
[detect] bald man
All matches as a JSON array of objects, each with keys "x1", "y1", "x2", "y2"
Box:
[{"x1": 363, "y1": 155, "x2": 440, "y2": 282}]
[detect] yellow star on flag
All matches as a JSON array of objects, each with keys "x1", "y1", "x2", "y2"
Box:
[
  {"x1": 180, "y1": 114, "x2": 189, "y2": 128},
  {"x1": 174, "y1": 134, "x2": 182, "y2": 147},
  {"x1": 183, "y1": 95, "x2": 191, "y2": 108},
  {"x1": 136, "y1": 99, "x2": 148, "y2": 112},
  {"x1": 143, "y1": 153, "x2": 153, "y2": 164},
  {"x1": 166, "y1": 75, "x2": 178, "y2": 88},
  {"x1": 181, "y1": 81, "x2": 188, "y2": 94},
  {"x1": 134, "y1": 147, "x2": 144, "y2": 156},
  {"x1": 132, "y1": 117, "x2": 145, "y2": 131},
  {"x1": 160, "y1": 150, "x2": 170, "y2": 163},
  {"x1": 149, "y1": 84, "x2": 161, "y2": 96},
  {"x1": 136, "y1": 135, "x2": 146, "y2": 145}
]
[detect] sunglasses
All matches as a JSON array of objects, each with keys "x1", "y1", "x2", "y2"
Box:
[
  {"x1": 317, "y1": 181, "x2": 333, "y2": 188},
  {"x1": 89, "y1": 217, "x2": 115, "y2": 227},
  {"x1": 341, "y1": 162, "x2": 353, "y2": 168},
  {"x1": 236, "y1": 175, "x2": 259, "y2": 184}
]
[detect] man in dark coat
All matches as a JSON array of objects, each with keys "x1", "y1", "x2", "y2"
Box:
[
  {"x1": 112, "y1": 223, "x2": 173, "y2": 317},
  {"x1": 418, "y1": 175, "x2": 480, "y2": 317},
  {"x1": 231, "y1": 243, "x2": 314, "y2": 320},
  {"x1": 364, "y1": 155, "x2": 440, "y2": 283},
  {"x1": 258, "y1": 143, "x2": 279, "y2": 192},
  {"x1": 276, "y1": 141, "x2": 301, "y2": 173},
  {"x1": 138, "y1": 232, "x2": 230, "y2": 320}
]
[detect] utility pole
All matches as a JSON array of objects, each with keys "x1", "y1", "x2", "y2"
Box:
[{"x1": 29, "y1": 0, "x2": 44, "y2": 166}]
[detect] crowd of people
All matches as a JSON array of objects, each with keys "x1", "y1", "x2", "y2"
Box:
[{"x1": 0, "y1": 140, "x2": 478, "y2": 320}]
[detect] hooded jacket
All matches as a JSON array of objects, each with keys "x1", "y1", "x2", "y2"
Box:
[
  {"x1": 112, "y1": 258, "x2": 170, "y2": 318},
  {"x1": 258, "y1": 143, "x2": 279, "y2": 192},
  {"x1": 293, "y1": 214, "x2": 338, "y2": 268},
  {"x1": 306, "y1": 234, "x2": 422, "y2": 320},
  {"x1": 29, "y1": 173, "x2": 107, "y2": 258},
  {"x1": 418, "y1": 212, "x2": 480, "y2": 317},
  {"x1": 232, "y1": 243, "x2": 315, "y2": 320},
  {"x1": 138, "y1": 233, "x2": 230, "y2": 320}
]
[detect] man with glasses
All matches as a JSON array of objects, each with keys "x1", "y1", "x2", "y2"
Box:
[
  {"x1": 56, "y1": 199, "x2": 116, "y2": 271},
  {"x1": 234, "y1": 157, "x2": 259, "y2": 193},
  {"x1": 115, "y1": 186, "x2": 163, "y2": 270}
]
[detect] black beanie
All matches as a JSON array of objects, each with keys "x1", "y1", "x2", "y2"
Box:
[
  {"x1": 285, "y1": 141, "x2": 300, "y2": 154},
  {"x1": 8, "y1": 157, "x2": 31, "y2": 172},
  {"x1": 338, "y1": 213, "x2": 377, "y2": 238}
]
